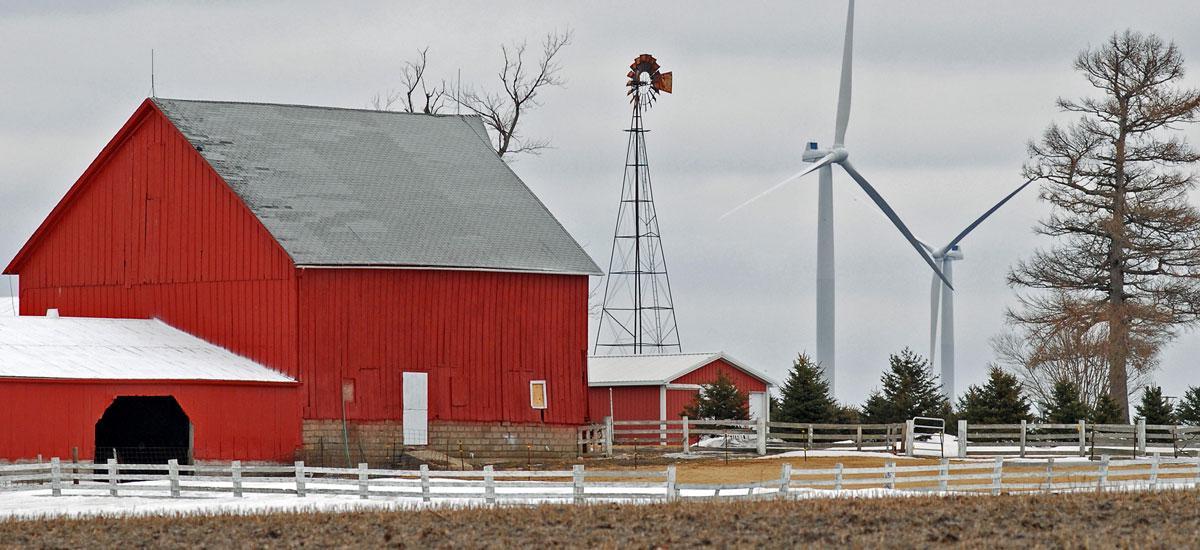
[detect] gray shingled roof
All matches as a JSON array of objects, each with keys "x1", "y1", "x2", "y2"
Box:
[{"x1": 153, "y1": 98, "x2": 600, "y2": 275}]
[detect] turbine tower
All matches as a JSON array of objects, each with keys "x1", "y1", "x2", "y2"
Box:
[
  {"x1": 595, "y1": 54, "x2": 680, "y2": 355},
  {"x1": 722, "y1": 0, "x2": 950, "y2": 393},
  {"x1": 926, "y1": 179, "x2": 1033, "y2": 399}
]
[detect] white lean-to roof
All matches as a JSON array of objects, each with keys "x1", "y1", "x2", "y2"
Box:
[
  {"x1": 0, "y1": 315, "x2": 294, "y2": 383},
  {"x1": 0, "y1": 297, "x2": 16, "y2": 317},
  {"x1": 587, "y1": 352, "x2": 776, "y2": 387}
]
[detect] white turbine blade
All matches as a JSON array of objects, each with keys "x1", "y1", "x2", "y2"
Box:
[
  {"x1": 929, "y1": 272, "x2": 941, "y2": 365},
  {"x1": 833, "y1": 0, "x2": 855, "y2": 147},
  {"x1": 719, "y1": 153, "x2": 838, "y2": 220},
  {"x1": 942, "y1": 178, "x2": 1035, "y2": 253},
  {"x1": 840, "y1": 160, "x2": 953, "y2": 289}
]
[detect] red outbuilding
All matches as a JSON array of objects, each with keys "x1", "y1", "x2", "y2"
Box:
[
  {"x1": 1, "y1": 98, "x2": 600, "y2": 464},
  {"x1": 586, "y1": 352, "x2": 776, "y2": 425}
]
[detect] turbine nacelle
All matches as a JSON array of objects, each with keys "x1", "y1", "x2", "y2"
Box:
[{"x1": 803, "y1": 142, "x2": 848, "y2": 164}]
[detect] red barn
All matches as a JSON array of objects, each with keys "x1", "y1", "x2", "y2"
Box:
[
  {"x1": 1, "y1": 98, "x2": 600, "y2": 464},
  {"x1": 587, "y1": 352, "x2": 775, "y2": 424}
]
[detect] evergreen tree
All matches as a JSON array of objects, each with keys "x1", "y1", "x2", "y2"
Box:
[
  {"x1": 1176, "y1": 387, "x2": 1200, "y2": 426},
  {"x1": 956, "y1": 367, "x2": 1033, "y2": 424},
  {"x1": 1040, "y1": 380, "x2": 1090, "y2": 423},
  {"x1": 861, "y1": 349, "x2": 949, "y2": 423},
  {"x1": 682, "y1": 372, "x2": 749, "y2": 420},
  {"x1": 1135, "y1": 386, "x2": 1176, "y2": 425},
  {"x1": 1089, "y1": 393, "x2": 1126, "y2": 424},
  {"x1": 775, "y1": 353, "x2": 837, "y2": 423},
  {"x1": 833, "y1": 404, "x2": 862, "y2": 424}
]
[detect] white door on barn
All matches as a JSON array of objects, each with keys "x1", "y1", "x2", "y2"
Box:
[
  {"x1": 403, "y1": 372, "x2": 429, "y2": 445},
  {"x1": 748, "y1": 392, "x2": 766, "y2": 422}
]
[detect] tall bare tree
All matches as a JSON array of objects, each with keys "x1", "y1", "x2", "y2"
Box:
[
  {"x1": 371, "y1": 30, "x2": 572, "y2": 158},
  {"x1": 371, "y1": 47, "x2": 447, "y2": 114},
  {"x1": 1007, "y1": 30, "x2": 1200, "y2": 419},
  {"x1": 458, "y1": 30, "x2": 572, "y2": 157}
]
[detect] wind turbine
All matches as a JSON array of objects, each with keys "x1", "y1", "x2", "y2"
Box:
[
  {"x1": 924, "y1": 179, "x2": 1033, "y2": 399},
  {"x1": 721, "y1": 0, "x2": 950, "y2": 393}
]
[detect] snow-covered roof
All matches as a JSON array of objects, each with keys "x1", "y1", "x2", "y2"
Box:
[
  {"x1": 0, "y1": 297, "x2": 16, "y2": 317},
  {"x1": 0, "y1": 315, "x2": 295, "y2": 383},
  {"x1": 587, "y1": 351, "x2": 776, "y2": 387}
]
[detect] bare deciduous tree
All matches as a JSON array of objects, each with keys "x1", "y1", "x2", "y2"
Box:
[
  {"x1": 371, "y1": 47, "x2": 448, "y2": 114},
  {"x1": 458, "y1": 30, "x2": 572, "y2": 157},
  {"x1": 370, "y1": 30, "x2": 571, "y2": 158},
  {"x1": 1006, "y1": 30, "x2": 1200, "y2": 419}
]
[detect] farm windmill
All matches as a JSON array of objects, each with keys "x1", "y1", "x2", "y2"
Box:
[
  {"x1": 721, "y1": 0, "x2": 949, "y2": 392},
  {"x1": 924, "y1": 179, "x2": 1033, "y2": 399}
]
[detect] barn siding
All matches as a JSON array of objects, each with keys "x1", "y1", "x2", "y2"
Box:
[
  {"x1": 0, "y1": 379, "x2": 300, "y2": 462},
  {"x1": 297, "y1": 268, "x2": 589, "y2": 425},
  {"x1": 671, "y1": 359, "x2": 768, "y2": 392},
  {"x1": 587, "y1": 386, "x2": 661, "y2": 421},
  {"x1": 11, "y1": 105, "x2": 299, "y2": 378}
]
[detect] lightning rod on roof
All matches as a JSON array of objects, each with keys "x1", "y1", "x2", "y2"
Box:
[{"x1": 150, "y1": 49, "x2": 156, "y2": 98}]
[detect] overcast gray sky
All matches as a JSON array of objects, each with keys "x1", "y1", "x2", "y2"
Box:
[{"x1": 2, "y1": 1, "x2": 1199, "y2": 405}]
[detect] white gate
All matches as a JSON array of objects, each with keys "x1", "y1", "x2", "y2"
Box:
[{"x1": 403, "y1": 372, "x2": 428, "y2": 445}]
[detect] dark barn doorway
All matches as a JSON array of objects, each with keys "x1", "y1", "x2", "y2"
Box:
[{"x1": 95, "y1": 396, "x2": 192, "y2": 464}]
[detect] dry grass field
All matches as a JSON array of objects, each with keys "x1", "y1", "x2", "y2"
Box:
[{"x1": 2, "y1": 489, "x2": 1197, "y2": 548}]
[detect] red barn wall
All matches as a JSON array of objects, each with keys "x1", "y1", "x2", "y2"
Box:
[
  {"x1": 0, "y1": 379, "x2": 300, "y2": 462},
  {"x1": 9, "y1": 105, "x2": 299, "y2": 378},
  {"x1": 672, "y1": 359, "x2": 768, "y2": 393},
  {"x1": 297, "y1": 268, "x2": 589, "y2": 425},
  {"x1": 587, "y1": 386, "x2": 660, "y2": 421}
]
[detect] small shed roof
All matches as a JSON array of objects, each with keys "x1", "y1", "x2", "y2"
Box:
[
  {"x1": 587, "y1": 352, "x2": 775, "y2": 387},
  {"x1": 0, "y1": 316, "x2": 294, "y2": 383},
  {"x1": 151, "y1": 98, "x2": 601, "y2": 275}
]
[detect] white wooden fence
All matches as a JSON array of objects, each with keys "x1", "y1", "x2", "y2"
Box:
[
  {"x1": 579, "y1": 417, "x2": 1200, "y2": 459},
  {"x1": 7, "y1": 455, "x2": 1199, "y2": 504}
]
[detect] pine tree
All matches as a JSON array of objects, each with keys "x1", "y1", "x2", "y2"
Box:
[
  {"x1": 775, "y1": 353, "x2": 837, "y2": 423},
  {"x1": 1176, "y1": 387, "x2": 1200, "y2": 426},
  {"x1": 1090, "y1": 393, "x2": 1126, "y2": 424},
  {"x1": 682, "y1": 372, "x2": 749, "y2": 420},
  {"x1": 1040, "y1": 380, "x2": 1090, "y2": 423},
  {"x1": 861, "y1": 348, "x2": 949, "y2": 423},
  {"x1": 1135, "y1": 386, "x2": 1176, "y2": 425},
  {"x1": 956, "y1": 366, "x2": 1033, "y2": 424}
]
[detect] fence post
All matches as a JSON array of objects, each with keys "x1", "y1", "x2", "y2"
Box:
[
  {"x1": 232, "y1": 460, "x2": 243, "y2": 498},
  {"x1": 168, "y1": 459, "x2": 180, "y2": 498},
  {"x1": 757, "y1": 416, "x2": 767, "y2": 456},
  {"x1": 957, "y1": 420, "x2": 968, "y2": 458},
  {"x1": 419, "y1": 464, "x2": 431, "y2": 503},
  {"x1": 1019, "y1": 420, "x2": 1027, "y2": 458},
  {"x1": 904, "y1": 420, "x2": 915, "y2": 457},
  {"x1": 50, "y1": 457, "x2": 62, "y2": 497},
  {"x1": 1150, "y1": 453, "x2": 1160, "y2": 489},
  {"x1": 1136, "y1": 418, "x2": 1147, "y2": 456},
  {"x1": 884, "y1": 461, "x2": 896, "y2": 490},
  {"x1": 778, "y1": 463, "x2": 792, "y2": 499},
  {"x1": 938, "y1": 458, "x2": 948, "y2": 492},
  {"x1": 666, "y1": 465, "x2": 677, "y2": 501},
  {"x1": 603, "y1": 416, "x2": 614, "y2": 457},
  {"x1": 1044, "y1": 458, "x2": 1054, "y2": 491},
  {"x1": 1078, "y1": 420, "x2": 1087, "y2": 457},
  {"x1": 991, "y1": 457, "x2": 1003, "y2": 496},
  {"x1": 358, "y1": 463, "x2": 369, "y2": 499},
  {"x1": 483, "y1": 465, "x2": 495, "y2": 505},
  {"x1": 106, "y1": 458, "x2": 118, "y2": 497},
  {"x1": 834, "y1": 463, "x2": 844, "y2": 491},
  {"x1": 1098, "y1": 455, "x2": 1110, "y2": 491},
  {"x1": 294, "y1": 461, "x2": 306, "y2": 497},
  {"x1": 1194, "y1": 454, "x2": 1200, "y2": 489},
  {"x1": 572, "y1": 465, "x2": 585, "y2": 505},
  {"x1": 855, "y1": 426, "x2": 863, "y2": 451},
  {"x1": 807, "y1": 424, "x2": 814, "y2": 451},
  {"x1": 681, "y1": 416, "x2": 690, "y2": 454}
]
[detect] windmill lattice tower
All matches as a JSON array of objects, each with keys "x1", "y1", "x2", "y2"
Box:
[{"x1": 595, "y1": 54, "x2": 680, "y2": 355}]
